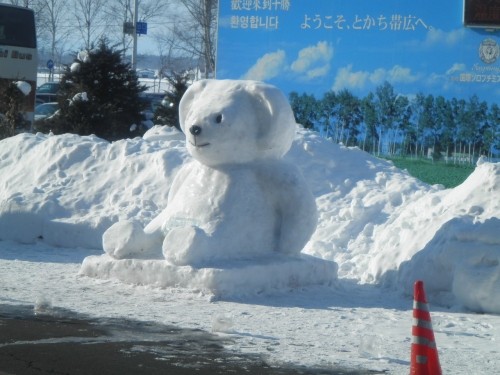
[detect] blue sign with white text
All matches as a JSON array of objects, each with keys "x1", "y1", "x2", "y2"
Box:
[{"x1": 136, "y1": 21, "x2": 147, "y2": 35}]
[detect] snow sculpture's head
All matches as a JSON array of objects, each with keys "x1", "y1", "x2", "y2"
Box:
[{"x1": 179, "y1": 79, "x2": 297, "y2": 167}]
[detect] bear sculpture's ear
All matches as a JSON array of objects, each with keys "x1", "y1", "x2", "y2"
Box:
[
  {"x1": 246, "y1": 81, "x2": 296, "y2": 158},
  {"x1": 179, "y1": 79, "x2": 210, "y2": 133}
]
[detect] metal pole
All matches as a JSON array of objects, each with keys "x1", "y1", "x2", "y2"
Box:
[{"x1": 132, "y1": 0, "x2": 138, "y2": 70}]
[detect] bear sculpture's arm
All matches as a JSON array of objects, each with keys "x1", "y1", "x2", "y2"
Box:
[
  {"x1": 256, "y1": 160, "x2": 318, "y2": 255},
  {"x1": 142, "y1": 163, "x2": 193, "y2": 236}
]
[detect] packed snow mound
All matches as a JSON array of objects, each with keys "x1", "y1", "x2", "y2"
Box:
[
  {"x1": 0, "y1": 127, "x2": 499, "y2": 311},
  {"x1": 0, "y1": 129, "x2": 189, "y2": 248},
  {"x1": 390, "y1": 161, "x2": 500, "y2": 313},
  {"x1": 359, "y1": 161, "x2": 498, "y2": 283},
  {"x1": 293, "y1": 129, "x2": 438, "y2": 277},
  {"x1": 397, "y1": 216, "x2": 500, "y2": 314}
]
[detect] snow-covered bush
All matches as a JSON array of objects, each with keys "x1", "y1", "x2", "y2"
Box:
[
  {"x1": 37, "y1": 39, "x2": 147, "y2": 141},
  {"x1": 0, "y1": 79, "x2": 32, "y2": 139},
  {"x1": 154, "y1": 71, "x2": 190, "y2": 130}
]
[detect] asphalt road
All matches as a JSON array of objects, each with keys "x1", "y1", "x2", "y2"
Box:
[{"x1": 0, "y1": 305, "x2": 383, "y2": 375}]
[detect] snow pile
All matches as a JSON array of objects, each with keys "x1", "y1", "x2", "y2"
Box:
[
  {"x1": 368, "y1": 160, "x2": 498, "y2": 283},
  {"x1": 0, "y1": 125, "x2": 499, "y2": 312},
  {"x1": 392, "y1": 161, "x2": 500, "y2": 313},
  {"x1": 349, "y1": 159, "x2": 499, "y2": 313},
  {"x1": 397, "y1": 216, "x2": 500, "y2": 313},
  {"x1": 289, "y1": 129, "x2": 437, "y2": 276},
  {"x1": 0, "y1": 127, "x2": 187, "y2": 249}
]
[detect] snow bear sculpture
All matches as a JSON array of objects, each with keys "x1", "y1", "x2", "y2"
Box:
[{"x1": 102, "y1": 79, "x2": 318, "y2": 267}]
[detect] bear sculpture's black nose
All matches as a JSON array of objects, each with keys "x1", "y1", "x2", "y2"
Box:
[{"x1": 189, "y1": 125, "x2": 202, "y2": 135}]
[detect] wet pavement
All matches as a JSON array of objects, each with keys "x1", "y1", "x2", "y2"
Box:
[{"x1": 0, "y1": 305, "x2": 384, "y2": 375}]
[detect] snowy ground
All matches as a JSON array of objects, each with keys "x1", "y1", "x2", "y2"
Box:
[
  {"x1": 0, "y1": 126, "x2": 499, "y2": 374},
  {"x1": 1, "y1": 241, "x2": 499, "y2": 374}
]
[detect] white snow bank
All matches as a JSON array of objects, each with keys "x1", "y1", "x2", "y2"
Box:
[
  {"x1": 397, "y1": 216, "x2": 500, "y2": 314},
  {"x1": 358, "y1": 161, "x2": 499, "y2": 312},
  {"x1": 0, "y1": 127, "x2": 499, "y2": 312},
  {"x1": 0, "y1": 128, "x2": 188, "y2": 248},
  {"x1": 363, "y1": 163, "x2": 500, "y2": 284}
]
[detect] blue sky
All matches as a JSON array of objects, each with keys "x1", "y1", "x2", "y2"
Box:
[{"x1": 216, "y1": 0, "x2": 500, "y2": 103}]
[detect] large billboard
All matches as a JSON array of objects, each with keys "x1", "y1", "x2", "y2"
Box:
[{"x1": 216, "y1": 1, "x2": 500, "y2": 103}]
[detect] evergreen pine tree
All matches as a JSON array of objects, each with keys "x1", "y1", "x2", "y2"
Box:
[
  {"x1": 41, "y1": 40, "x2": 147, "y2": 141},
  {"x1": 154, "y1": 71, "x2": 190, "y2": 131}
]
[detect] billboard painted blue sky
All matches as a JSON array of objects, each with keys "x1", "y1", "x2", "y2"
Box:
[{"x1": 216, "y1": 0, "x2": 500, "y2": 102}]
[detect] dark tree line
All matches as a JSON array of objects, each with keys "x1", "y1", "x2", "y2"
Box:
[{"x1": 289, "y1": 82, "x2": 500, "y2": 163}]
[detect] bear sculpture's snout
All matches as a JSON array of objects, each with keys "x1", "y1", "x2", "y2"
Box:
[{"x1": 190, "y1": 125, "x2": 202, "y2": 136}]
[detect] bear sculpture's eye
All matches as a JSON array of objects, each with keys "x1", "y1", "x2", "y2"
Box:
[{"x1": 215, "y1": 114, "x2": 223, "y2": 124}]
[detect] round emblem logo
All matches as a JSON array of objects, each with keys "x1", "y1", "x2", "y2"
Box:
[{"x1": 479, "y1": 38, "x2": 499, "y2": 64}]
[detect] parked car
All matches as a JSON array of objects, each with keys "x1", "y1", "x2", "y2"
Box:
[
  {"x1": 36, "y1": 82, "x2": 61, "y2": 104},
  {"x1": 139, "y1": 92, "x2": 166, "y2": 128},
  {"x1": 136, "y1": 69, "x2": 156, "y2": 79},
  {"x1": 34, "y1": 102, "x2": 59, "y2": 121},
  {"x1": 140, "y1": 92, "x2": 165, "y2": 111}
]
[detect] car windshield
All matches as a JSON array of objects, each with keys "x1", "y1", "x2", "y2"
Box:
[
  {"x1": 140, "y1": 93, "x2": 166, "y2": 112},
  {"x1": 37, "y1": 83, "x2": 59, "y2": 93},
  {"x1": 35, "y1": 103, "x2": 58, "y2": 115}
]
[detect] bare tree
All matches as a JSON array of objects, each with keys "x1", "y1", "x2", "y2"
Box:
[
  {"x1": 103, "y1": 0, "x2": 134, "y2": 53},
  {"x1": 4, "y1": 0, "x2": 37, "y2": 6},
  {"x1": 138, "y1": 0, "x2": 169, "y2": 21},
  {"x1": 73, "y1": 0, "x2": 107, "y2": 49},
  {"x1": 37, "y1": 0, "x2": 71, "y2": 71},
  {"x1": 152, "y1": 31, "x2": 179, "y2": 90},
  {"x1": 103, "y1": 0, "x2": 171, "y2": 58},
  {"x1": 174, "y1": 0, "x2": 217, "y2": 78}
]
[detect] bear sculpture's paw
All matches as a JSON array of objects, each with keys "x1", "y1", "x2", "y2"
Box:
[
  {"x1": 162, "y1": 226, "x2": 210, "y2": 266},
  {"x1": 103, "y1": 220, "x2": 161, "y2": 260}
]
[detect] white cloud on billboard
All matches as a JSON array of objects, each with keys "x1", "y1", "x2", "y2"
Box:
[
  {"x1": 446, "y1": 63, "x2": 466, "y2": 75},
  {"x1": 424, "y1": 63, "x2": 465, "y2": 91},
  {"x1": 305, "y1": 65, "x2": 331, "y2": 80},
  {"x1": 423, "y1": 28, "x2": 466, "y2": 47},
  {"x1": 333, "y1": 64, "x2": 419, "y2": 91},
  {"x1": 387, "y1": 65, "x2": 420, "y2": 83},
  {"x1": 332, "y1": 65, "x2": 370, "y2": 91},
  {"x1": 240, "y1": 50, "x2": 287, "y2": 81},
  {"x1": 291, "y1": 41, "x2": 333, "y2": 80},
  {"x1": 241, "y1": 42, "x2": 333, "y2": 82}
]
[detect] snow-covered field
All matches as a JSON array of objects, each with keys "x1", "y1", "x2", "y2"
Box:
[{"x1": 0, "y1": 126, "x2": 499, "y2": 374}]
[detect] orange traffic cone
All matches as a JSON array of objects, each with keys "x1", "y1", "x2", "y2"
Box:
[{"x1": 410, "y1": 280, "x2": 442, "y2": 375}]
